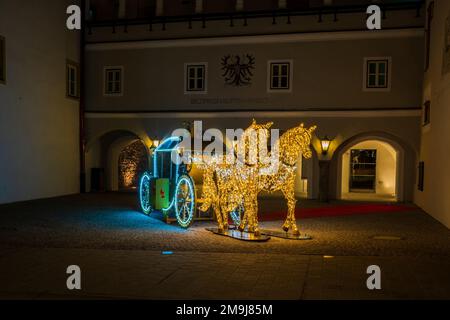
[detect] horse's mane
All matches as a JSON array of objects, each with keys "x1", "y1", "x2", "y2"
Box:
[{"x1": 277, "y1": 124, "x2": 316, "y2": 166}]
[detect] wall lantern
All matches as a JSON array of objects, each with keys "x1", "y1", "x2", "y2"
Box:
[
  {"x1": 150, "y1": 139, "x2": 160, "y2": 151},
  {"x1": 320, "y1": 136, "x2": 331, "y2": 155}
]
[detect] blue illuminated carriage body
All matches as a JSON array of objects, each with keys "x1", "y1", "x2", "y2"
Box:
[
  {"x1": 139, "y1": 137, "x2": 197, "y2": 227},
  {"x1": 139, "y1": 136, "x2": 243, "y2": 228}
]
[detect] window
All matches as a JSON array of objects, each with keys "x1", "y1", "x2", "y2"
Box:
[
  {"x1": 268, "y1": 60, "x2": 293, "y2": 92},
  {"x1": 0, "y1": 36, "x2": 5, "y2": 84},
  {"x1": 350, "y1": 149, "x2": 377, "y2": 192},
  {"x1": 423, "y1": 100, "x2": 431, "y2": 126},
  {"x1": 418, "y1": 161, "x2": 425, "y2": 192},
  {"x1": 66, "y1": 61, "x2": 79, "y2": 99},
  {"x1": 185, "y1": 63, "x2": 207, "y2": 93},
  {"x1": 425, "y1": 1, "x2": 434, "y2": 71},
  {"x1": 363, "y1": 58, "x2": 391, "y2": 91},
  {"x1": 365, "y1": 58, "x2": 390, "y2": 89},
  {"x1": 104, "y1": 66, "x2": 123, "y2": 96}
]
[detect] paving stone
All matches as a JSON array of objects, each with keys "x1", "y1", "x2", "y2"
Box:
[{"x1": 0, "y1": 193, "x2": 449, "y2": 299}]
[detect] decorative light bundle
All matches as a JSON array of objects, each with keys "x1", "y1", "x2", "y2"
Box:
[{"x1": 200, "y1": 120, "x2": 316, "y2": 236}]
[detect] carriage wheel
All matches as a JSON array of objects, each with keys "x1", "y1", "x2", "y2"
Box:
[
  {"x1": 175, "y1": 175, "x2": 195, "y2": 228},
  {"x1": 139, "y1": 172, "x2": 153, "y2": 214},
  {"x1": 230, "y1": 201, "x2": 244, "y2": 226}
]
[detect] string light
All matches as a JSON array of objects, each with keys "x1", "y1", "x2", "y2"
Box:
[{"x1": 199, "y1": 120, "x2": 316, "y2": 236}]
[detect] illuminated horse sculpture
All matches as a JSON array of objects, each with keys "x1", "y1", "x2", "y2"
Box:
[
  {"x1": 254, "y1": 123, "x2": 316, "y2": 235},
  {"x1": 199, "y1": 120, "x2": 273, "y2": 235},
  {"x1": 200, "y1": 120, "x2": 316, "y2": 236}
]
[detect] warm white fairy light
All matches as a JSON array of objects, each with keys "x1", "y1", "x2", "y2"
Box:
[{"x1": 199, "y1": 120, "x2": 317, "y2": 236}]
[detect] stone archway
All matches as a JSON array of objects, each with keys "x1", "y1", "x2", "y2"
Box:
[
  {"x1": 330, "y1": 132, "x2": 417, "y2": 202},
  {"x1": 340, "y1": 140, "x2": 398, "y2": 201},
  {"x1": 118, "y1": 140, "x2": 149, "y2": 190},
  {"x1": 85, "y1": 130, "x2": 150, "y2": 192}
]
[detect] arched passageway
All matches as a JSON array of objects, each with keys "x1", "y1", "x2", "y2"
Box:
[
  {"x1": 330, "y1": 132, "x2": 417, "y2": 203},
  {"x1": 118, "y1": 140, "x2": 149, "y2": 190},
  {"x1": 341, "y1": 140, "x2": 397, "y2": 201},
  {"x1": 85, "y1": 130, "x2": 150, "y2": 192}
]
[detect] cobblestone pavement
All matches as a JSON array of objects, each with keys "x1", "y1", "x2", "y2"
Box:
[{"x1": 0, "y1": 193, "x2": 449, "y2": 299}]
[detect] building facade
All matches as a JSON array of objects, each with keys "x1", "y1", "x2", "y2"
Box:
[
  {"x1": 2, "y1": 0, "x2": 450, "y2": 230},
  {"x1": 83, "y1": 0, "x2": 424, "y2": 205},
  {"x1": 0, "y1": 0, "x2": 81, "y2": 204},
  {"x1": 415, "y1": 0, "x2": 450, "y2": 228}
]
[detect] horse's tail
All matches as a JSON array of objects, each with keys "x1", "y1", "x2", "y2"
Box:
[{"x1": 198, "y1": 166, "x2": 217, "y2": 212}]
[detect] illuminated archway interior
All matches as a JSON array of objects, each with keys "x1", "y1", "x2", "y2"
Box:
[
  {"x1": 341, "y1": 140, "x2": 397, "y2": 202},
  {"x1": 118, "y1": 140, "x2": 149, "y2": 190}
]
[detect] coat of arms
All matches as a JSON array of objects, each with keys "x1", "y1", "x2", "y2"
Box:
[{"x1": 221, "y1": 54, "x2": 255, "y2": 86}]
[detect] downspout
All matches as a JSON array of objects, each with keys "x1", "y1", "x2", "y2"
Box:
[{"x1": 79, "y1": 0, "x2": 86, "y2": 193}]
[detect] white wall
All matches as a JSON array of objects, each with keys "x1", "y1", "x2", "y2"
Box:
[
  {"x1": 415, "y1": 0, "x2": 450, "y2": 228},
  {"x1": 341, "y1": 140, "x2": 397, "y2": 199},
  {"x1": 0, "y1": 0, "x2": 80, "y2": 203}
]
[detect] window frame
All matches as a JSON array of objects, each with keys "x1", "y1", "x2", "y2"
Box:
[
  {"x1": 66, "y1": 60, "x2": 80, "y2": 99},
  {"x1": 267, "y1": 60, "x2": 293, "y2": 93},
  {"x1": 423, "y1": 100, "x2": 431, "y2": 127},
  {"x1": 425, "y1": 1, "x2": 435, "y2": 72},
  {"x1": 184, "y1": 62, "x2": 208, "y2": 94},
  {"x1": 103, "y1": 66, "x2": 124, "y2": 97},
  {"x1": 349, "y1": 149, "x2": 377, "y2": 193},
  {"x1": 418, "y1": 161, "x2": 425, "y2": 192},
  {"x1": 0, "y1": 36, "x2": 5, "y2": 85},
  {"x1": 363, "y1": 57, "x2": 392, "y2": 92}
]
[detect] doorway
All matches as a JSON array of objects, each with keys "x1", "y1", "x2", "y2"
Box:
[
  {"x1": 341, "y1": 140, "x2": 397, "y2": 202},
  {"x1": 349, "y1": 149, "x2": 377, "y2": 193}
]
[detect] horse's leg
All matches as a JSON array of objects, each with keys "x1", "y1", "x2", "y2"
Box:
[
  {"x1": 213, "y1": 189, "x2": 225, "y2": 232},
  {"x1": 244, "y1": 190, "x2": 260, "y2": 236},
  {"x1": 243, "y1": 195, "x2": 255, "y2": 233},
  {"x1": 281, "y1": 192, "x2": 292, "y2": 232},
  {"x1": 282, "y1": 179, "x2": 299, "y2": 235},
  {"x1": 222, "y1": 206, "x2": 229, "y2": 230},
  {"x1": 214, "y1": 201, "x2": 224, "y2": 232},
  {"x1": 238, "y1": 199, "x2": 248, "y2": 232},
  {"x1": 247, "y1": 208, "x2": 254, "y2": 233},
  {"x1": 251, "y1": 196, "x2": 260, "y2": 237}
]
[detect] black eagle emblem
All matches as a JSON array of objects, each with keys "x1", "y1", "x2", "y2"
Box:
[{"x1": 221, "y1": 54, "x2": 255, "y2": 86}]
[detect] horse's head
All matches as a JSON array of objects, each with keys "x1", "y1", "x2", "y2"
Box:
[
  {"x1": 279, "y1": 123, "x2": 316, "y2": 164},
  {"x1": 294, "y1": 123, "x2": 316, "y2": 159}
]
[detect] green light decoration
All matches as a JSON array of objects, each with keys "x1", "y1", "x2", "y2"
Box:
[{"x1": 174, "y1": 175, "x2": 195, "y2": 228}]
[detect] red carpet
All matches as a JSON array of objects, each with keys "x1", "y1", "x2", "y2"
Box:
[{"x1": 260, "y1": 204, "x2": 415, "y2": 221}]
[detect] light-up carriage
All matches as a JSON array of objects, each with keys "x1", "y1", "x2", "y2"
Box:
[
  {"x1": 138, "y1": 136, "x2": 197, "y2": 227},
  {"x1": 138, "y1": 136, "x2": 243, "y2": 228}
]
